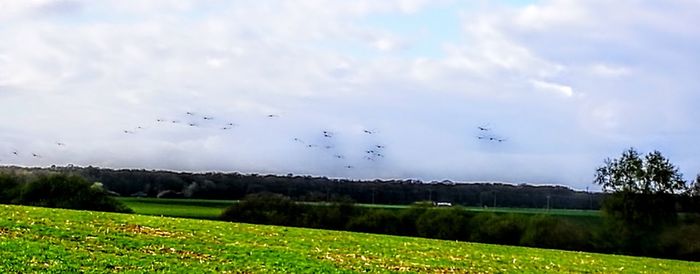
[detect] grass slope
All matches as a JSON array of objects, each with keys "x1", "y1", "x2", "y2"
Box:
[{"x1": 1, "y1": 205, "x2": 698, "y2": 273}]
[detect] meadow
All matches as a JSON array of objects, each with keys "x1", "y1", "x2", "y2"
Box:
[
  {"x1": 118, "y1": 197, "x2": 600, "y2": 220},
  {"x1": 1, "y1": 204, "x2": 698, "y2": 273}
]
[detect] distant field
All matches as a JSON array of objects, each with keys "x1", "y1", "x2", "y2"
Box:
[
  {"x1": 1, "y1": 204, "x2": 697, "y2": 273},
  {"x1": 119, "y1": 197, "x2": 601, "y2": 221},
  {"x1": 118, "y1": 197, "x2": 235, "y2": 219}
]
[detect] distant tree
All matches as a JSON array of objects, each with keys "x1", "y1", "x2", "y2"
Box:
[
  {"x1": 15, "y1": 173, "x2": 132, "y2": 213},
  {"x1": 689, "y1": 175, "x2": 700, "y2": 197},
  {"x1": 594, "y1": 148, "x2": 688, "y2": 254},
  {"x1": 595, "y1": 149, "x2": 686, "y2": 195},
  {"x1": 687, "y1": 175, "x2": 700, "y2": 213},
  {"x1": 595, "y1": 148, "x2": 686, "y2": 228}
]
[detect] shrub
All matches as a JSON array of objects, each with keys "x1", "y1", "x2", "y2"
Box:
[
  {"x1": 415, "y1": 208, "x2": 472, "y2": 240},
  {"x1": 346, "y1": 209, "x2": 401, "y2": 234},
  {"x1": 519, "y1": 215, "x2": 591, "y2": 251},
  {"x1": 14, "y1": 173, "x2": 132, "y2": 213},
  {"x1": 469, "y1": 213, "x2": 525, "y2": 245},
  {"x1": 0, "y1": 173, "x2": 21, "y2": 203},
  {"x1": 220, "y1": 192, "x2": 304, "y2": 226},
  {"x1": 658, "y1": 223, "x2": 700, "y2": 261}
]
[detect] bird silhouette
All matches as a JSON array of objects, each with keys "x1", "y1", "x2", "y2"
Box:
[
  {"x1": 267, "y1": 114, "x2": 279, "y2": 118},
  {"x1": 203, "y1": 116, "x2": 213, "y2": 120},
  {"x1": 56, "y1": 142, "x2": 65, "y2": 146},
  {"x1": 123, "y1": 130, "x2": 134, "y2": 134},
  {"x1": 32, "y1": 153, "x2": 41, "y2": 158},
  {"x1": 363, "y1": 130, "x2": 374, "y2": 134},
  {"x1": 477, "y1": 126, "x2": 490, "y2": 131},
  {"x1": 156, "y1": 119, "x2": 166, "y2": 122},
  {"x1": 186, "y1": 112, "x2": 195, "y2": 115},
  {"x1": 345, "y1": 165, "x2": 354, "y2": 169},
  {"x1": 376, "y1": 145, "x2": 385, "y2": 149}
]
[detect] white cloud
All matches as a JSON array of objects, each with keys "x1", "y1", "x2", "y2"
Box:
[
  {"x1": 589, "y1": 64, "x2": 630, "y2": 78},
  {"x1": 1, "y1": 0, "x2": 699, "y2": 188},
  {"x1": 530, "y1": 80, "x2": 574, "y2": 97}
]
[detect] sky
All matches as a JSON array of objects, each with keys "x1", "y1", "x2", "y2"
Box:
[{"x1": 1, "y1": 0, "x2": 699, "y2": 190}]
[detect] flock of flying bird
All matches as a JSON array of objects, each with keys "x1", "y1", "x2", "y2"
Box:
[
  {"x1": 2, "y1": 111, "x2": 508, "y2": 170},
  {"x1": 476, "y1": 125, "x2": 507, "y2": 143}
]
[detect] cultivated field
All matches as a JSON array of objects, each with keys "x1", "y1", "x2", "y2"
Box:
[
  {"x1": 1, "y1": 204, "x2": 698, "y2": 273},
  {"x1": 118, "y1": 197, "x2": 600, "y2": 220}
]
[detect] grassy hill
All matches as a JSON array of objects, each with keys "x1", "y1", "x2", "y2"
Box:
[{"x1": 0, "y1": 204, "x2": 698, "y2": 273}]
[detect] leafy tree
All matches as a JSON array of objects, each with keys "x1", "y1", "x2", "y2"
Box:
[
  {"x1": 595, "y1": 149, "x2": 686, "y2": 226},
  {"x1": 689, "y1": 175, "x2": 700, "y2": 197},
  {"x1": 595, "y1": 149, "x2": 685, "y2": 195},
  {"x1": 594, "y1": 148, "x2": 687, "y2": 254},
  {"x1": 687, "y1": 175, "x2": 700, "y2": 213}
]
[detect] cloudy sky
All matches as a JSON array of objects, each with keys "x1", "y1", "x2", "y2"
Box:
[{"x1": 1, "y1": 0, "x2": 699, "y2": 190}]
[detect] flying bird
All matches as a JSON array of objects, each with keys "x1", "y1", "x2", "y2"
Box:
[
  {"x1": 267, "y1": 114, "x2": 279, "y2": 118},
  {"x1": 376, "y1": 145, "x2": 385, "y2": 149},
  {"x1": 123, "y1": 130, "x2": 134, "y2": 134},
  {"x1": 188, "y1": 123, "x2": 198, "y2": 127},
  {"x1": 156, "y1": 119, "x2": 166, "y2": 122},
  {"x1": 203, "y1": 116, "x2": 214, "y2": 120},
  {"x1": 345, "y1": 165, "x2": 354, "y2": 169},
  {"x1": 477, "y1": 126, "x2": 490, "y2": 131},
  {"x1": 32, "y1": 153, "x2": 41, "y2": 158},
  {"x1": 186, "y1": 112, "x2": 195, "y2": 115},
  {"x1": 363, "y1": 130, "x2": 374, "y2": 134},
  {"x1": 334, "y1": 155, "x2": 344, "y2": 159},
  {"x1": 56, "y1": 142, "x2": 65, "y2": 146}
]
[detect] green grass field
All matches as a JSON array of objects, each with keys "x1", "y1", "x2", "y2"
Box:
[
  {"x1": 119, "y1": 197, "x2": 601, "y2": 220},
  {"x1": 118, "y1": 197, "x2": 235, "y2": 219},
  {"x1": 0, "y1": 204, "x2": 698, "y2": 273}
]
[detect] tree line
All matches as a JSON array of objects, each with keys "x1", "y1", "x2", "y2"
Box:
[{"x1": 1, "y1": 165, "x2": 605, "y2": 209}]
